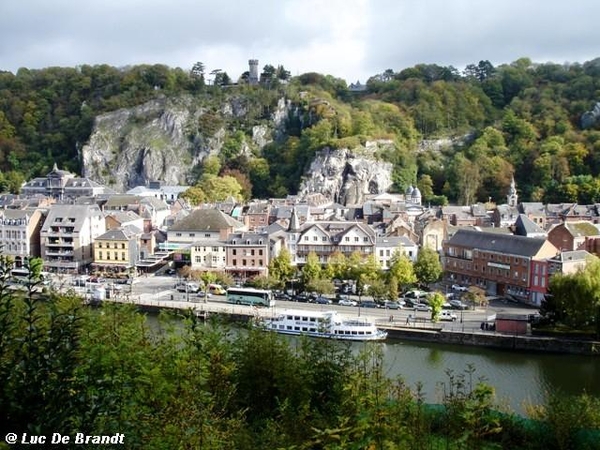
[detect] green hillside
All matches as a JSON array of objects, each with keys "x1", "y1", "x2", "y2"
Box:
[{"x1": 1, "y1": 57, "x2": 599, "y2": 204}]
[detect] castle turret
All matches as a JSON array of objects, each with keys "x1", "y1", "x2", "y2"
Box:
[{"x1": 248, "y1": 59, "x2": 259, "y2": 85}]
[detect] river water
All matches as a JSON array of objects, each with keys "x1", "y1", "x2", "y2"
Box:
[
  {"x1": 378, "y1": 337, "x2": 600, "y2": 415},
  {"x1": 145, "y1": 314, "x2": 600, "y2": 416}
]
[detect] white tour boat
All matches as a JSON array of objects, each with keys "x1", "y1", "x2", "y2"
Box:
[{"x1": 258, "y1": 309, "x2": 388, "y2": 341}]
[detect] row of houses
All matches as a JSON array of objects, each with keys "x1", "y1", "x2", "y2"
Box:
[{"x1": 3, "y1": 167, "x2": 600, "y2": 304}]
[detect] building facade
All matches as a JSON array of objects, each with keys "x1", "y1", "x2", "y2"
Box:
[
  {"x1": 0, "y1": 209, "x2": 44, "y2": 267},
  {"x1": 442, "y1": 228, "x2": 558, "y2": 305},
  {"x1": 40, "y1": 204, "x2": 105, "y2": 273}
]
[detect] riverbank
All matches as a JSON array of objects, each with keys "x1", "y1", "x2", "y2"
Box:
[{"x1": 100, "y1": 295, "x2": 600, "y2": 356}]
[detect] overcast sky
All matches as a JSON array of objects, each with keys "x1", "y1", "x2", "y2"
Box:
[{"x1": 1, "y1": 0, "x2": 599, "y2": 83}]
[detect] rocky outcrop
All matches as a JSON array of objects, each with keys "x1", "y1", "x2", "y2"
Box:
[
  {"x1": 81, "y1": 94, "x2": 290, "y2": 192},
  {"x1": 299, "y1": 141, "x2": 394, "y2": 206},
  {"x1": 581, "y1": 102, "x2": 600, "y2": 129}
]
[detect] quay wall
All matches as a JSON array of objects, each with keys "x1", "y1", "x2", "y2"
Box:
[{"x1": 383, "y1": 326, "x2": 600, "y2": 356}]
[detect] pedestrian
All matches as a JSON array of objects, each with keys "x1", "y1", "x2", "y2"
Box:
[
  {"x1": 480, "y1": 322, "x2": 485, "y2": 330},
  {"x1": 389, "y1": 314, "x2": 394, "y2": 322}
]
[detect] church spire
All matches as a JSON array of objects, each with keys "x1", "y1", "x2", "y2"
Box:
[{"x1": 288, "y1": 206, "x2": 300, "y2": 232}]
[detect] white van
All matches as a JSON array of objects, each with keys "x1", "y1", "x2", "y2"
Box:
[{"x1": 439, "y1": 310, "x2": 458, "y2": 321}]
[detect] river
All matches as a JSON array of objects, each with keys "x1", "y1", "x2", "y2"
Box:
[
  {"x1": 379, "y1": 337, "x2": 600, "y2": 415},
  {"x1": 144, "y1": 314, "x2": 600, "y2": 416}
]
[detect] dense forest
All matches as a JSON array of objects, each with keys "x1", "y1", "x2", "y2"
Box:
[
  {"x1": 0, "y1": 57, "x2": 599, "y2": 204},
  {"x1": 1, "y1": 271, "x2": 599, "y2": 449}
]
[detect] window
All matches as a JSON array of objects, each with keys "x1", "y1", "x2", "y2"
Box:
[
  {"x1": 251, "y1": 249, "x2": 255, "y2": 256},
  {"x1": 380, "y1": 250, "x2": 384, "y2": 256},
  {"x1": 259, "y1": 249, "x2": 263, "y2": 256},
  {"x1": 313, "y1": 236, "x2": 318, "y2": 241},
  {"x1": 345, "y1": 237, "x2": 350, "y2": 242},
  {"x1": 354, "y1": 237, "x2": 359, "y2": 242},
  {"x1": 322, "y1": 236, "x2": 327, "y2": 242},
  {"x1": 176, "y1": 233, "x2": 182, "y2": 237},
  {"x1": 242, "y1": 259, "x2": 247, "y2": 266},
  {"x1": 304, "y1": 236, "x2": 309, "y2": 241},
  {"x1": 121, "y1": 252, "x2": 126, "y2": 260},
  {"x1": 232, "y1": 259, "x2": 237, "y2": 266},
  {"x1": 205, "y1": 233, "x2": 211, "y2": 238},
  {"x1": 121, "y1": 243, "x2": 125, "y2": 249},
  {"x1": 98, "y1": 243, "x2": 103, "y2": 248},
  {"x1": 189, "y1": 233, "x2": 195, "y2": 237},
  {"x1": 364, "y1": 237, "x2": 369, "y2": 242},
  {"x1": 232, "y1": 249, "x2": 237, "y2": 255},
  {"x1": 99, "y1": 251, "x2": 103, "y2": 259},
  {"x1": 195, "y1": 256, "x2": 201, "y2": 263}
]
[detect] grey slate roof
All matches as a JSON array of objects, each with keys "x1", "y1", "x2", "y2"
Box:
[
  {"x1": 447, "y1": 228, "x2": 548, "y2": 257},
  {"x1": 169, "y1": 208, "x2": 244, "y2": 232},
  {"x1": 514, "y1": 214, "x2": 546, "y2": 236}
]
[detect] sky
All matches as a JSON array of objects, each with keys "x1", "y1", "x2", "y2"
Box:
[{"x1": 1, "y1": 0, "x2": 600, "y2": 84}]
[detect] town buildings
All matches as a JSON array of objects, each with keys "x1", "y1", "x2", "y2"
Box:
[{"x1": 3, "y1": 165, "x2": 599, "y2": 306}]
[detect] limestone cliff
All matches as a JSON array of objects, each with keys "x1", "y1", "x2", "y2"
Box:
[
  {"x1": 81, "y1": 93, "x2": 393, "y2": 202},
  {"x1": 81, "y1": 94, "x2": 290, "y2": 193},
  {"x1": 299, "y1": 141, "x2": 394, "y2": 206}
]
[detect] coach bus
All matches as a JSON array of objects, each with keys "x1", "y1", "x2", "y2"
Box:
[
  {"x1": 226, "y1": 287, "x2": 275, "y2": 307},
  {"x1": 10, "y1": 268, "x2": 50, "y2": 285}
]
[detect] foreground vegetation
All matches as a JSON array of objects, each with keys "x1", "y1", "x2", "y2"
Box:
[{"x1": 1, "y1": 277, "x2": 600, "y2": 449}]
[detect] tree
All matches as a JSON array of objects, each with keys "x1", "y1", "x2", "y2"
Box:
[
  {"x1": 543, "y1": 259, "x2": 600, "y2": 335},
  {"x1": 413, "y1": 247, "x2": 443, "y2": 287},
  {"x1": 428, "y1": 292, "x2": 446, "y2": 322},
  {"x1": 324, "y1": 251, "x2": 348, "y2": 280},
  {"x1": 269, "y1": 247, "x2": 295, "y2": 282},
  {"x1": 306, "y1": 278, "x2": 335, "y2": 296},
  {"x1": 190, "y1": 61, "x2": 206, "y2": 91},
  {"x1": 388, "y1": 252, "x2": 416, "y2": 293},
  {"x1": 302, "y1": 251, "x2": 322, "y2": 285}
]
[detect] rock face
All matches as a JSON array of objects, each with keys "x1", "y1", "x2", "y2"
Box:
[
  {"x1": 299, "y1": 141, "x2": 394, "y2": 206},
  {"x1": 581, "y1": 102, "x2": 600, "y2": 129},
  {"x1": 81, "y1": 93, "x2": 393, "y2": 201},
  {"x1": 81, "y1": 94, "x2": 289, "y2": 192}
]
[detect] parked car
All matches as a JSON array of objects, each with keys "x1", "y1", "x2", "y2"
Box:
[
  {"x1": 384, "y1": 301, "x2": 401, "y2": 310},
  {"x1": 451, "y1": 284, "x2": 468, "y2": 292},
  {"x1": 197, "y1": 291, "x2": 212, "y2": 298},
  {"x1": 439, "y1": 310, "x2": 458, "y2": 321},
  {"x1": 359, "y1": 300, "x2": 380, "y2": 308},
  {"x1": 314, "y1": 296, "x2": 332, "y2": 305},
  {"x1": 338, "y1": 298, "x2": 358, "y2": 307},
  {"x1": 404, "y1": 289, "x2": 428, "y2": 299},
  {"x1": 414, "y1": 303, "x2": 432, "y2": 312},
  {"x1": 294, "y1": 293, "x2": 310, "y2": 302},
  {"x1": 449, "y1": 299, "x2": 468, "y2": 310},
  {"x1": 403, "y1": 297, "x2": 419, "y2": 308},
  {"x1": 274, "y1": 291, "x2": 291, "y2": 301}
]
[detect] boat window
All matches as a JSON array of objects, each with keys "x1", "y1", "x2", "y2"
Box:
[
  {"x1": 352, "y1": 331, "x2": 357, "y2": 335},
  {"x1": 302, "y1": 317, "x2": 308, "y2": 321},
  {"x1": 287, "y1": 315, "x2": 293, "y2": 320},
  {"x1": 310, "y1": 328, "x2": 316, "y2": 332},
  {"x1": 310, "y1": 318, "x2": 316, "y2": 322},
  {"x1": 294, "y1": 316, "x2": 300, "y2": 320},
  {"x1": 287, "y1": 326, "x2": 292, "y2": 330},
  {"x1": 302, "y1": 327, "x2": 308, "y2": 331},
  {"x1": 294, "y1": 326, "x2": 300, "y2": 330},
  {"x1": 279, "y1": 325, "x2": 285, "y2": 330},
  {"x1": 359, "y1": 331, "x2": 364, "y2": 335}
]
